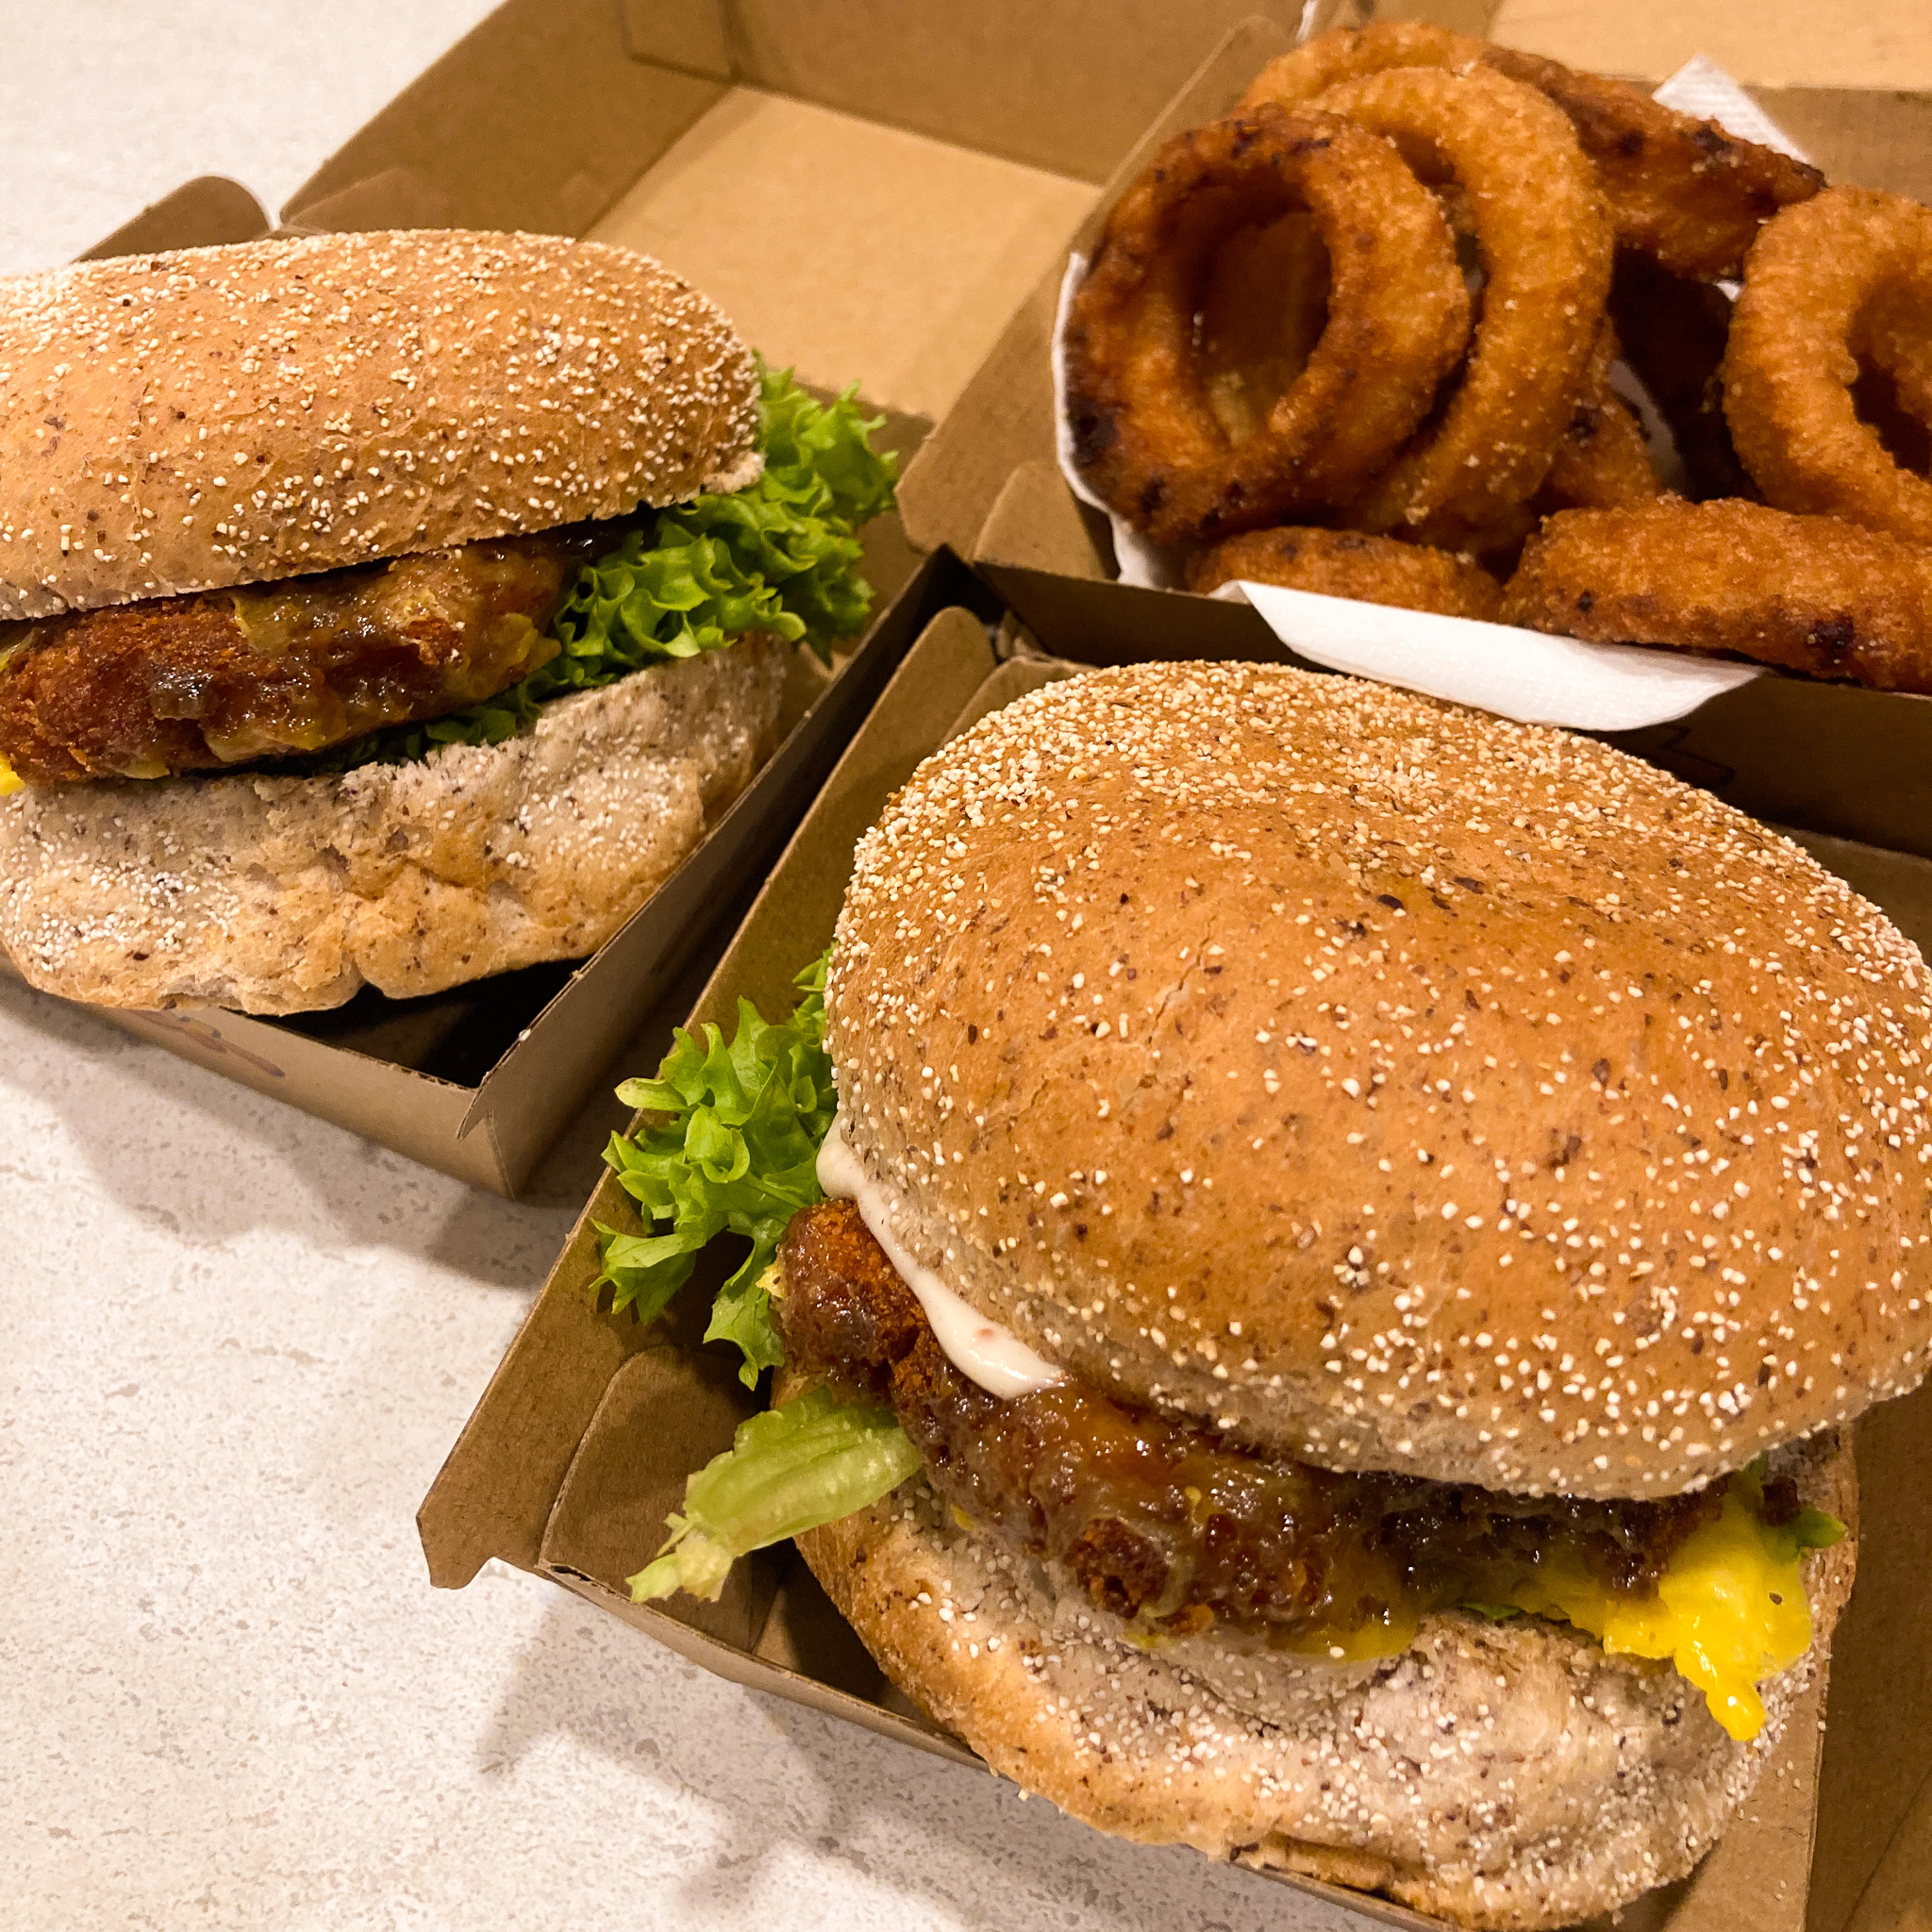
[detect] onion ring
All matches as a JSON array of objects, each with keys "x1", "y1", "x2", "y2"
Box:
[
  {"x1": 1306, "y1": 66, "x2": 1611, "y2": 542},
  {"x1": 1063, "y1": 106, "x2": 1470, "y2": 547},
  {"x1": 1480, "y1": 46, "x2": 1824, "y2": 282},
  {"x1": 1187, "y1": 525, "x2": 1502, "y2": 619},
  {"x1": 1540, "y1": 320, "x2": 1660, "y2": 511},
  {"x1": 1724, "y1": 188, "x2": 1932, "y2": 541},
  {"x1": 1243, "y1": 25, "x2": 1824, "y2": 280},
  {"x1": 1502, "y1": 498, "x2": 1932, "y2": 692}
]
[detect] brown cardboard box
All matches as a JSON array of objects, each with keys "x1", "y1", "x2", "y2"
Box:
[
  {"x1": 421, "y1": 589, "x2": 1932, "y2": 1931},
  {"x1": 895, "y1": 3, "x2": 1932, "y2": 869},
  {"x1": 25, "y1": 0, "x2": 1325, "y2": 1192}
]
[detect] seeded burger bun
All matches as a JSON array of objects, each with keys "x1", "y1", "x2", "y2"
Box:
[
  {"x1": 799, "y1": 660, "x2": 1930, "y2": 1924},
  {"x1": 0, "y1": 230, "x2": 785, "y2": 1013},
  {"x1": 0, "y1": 229, "x2": 759, "y2": 617}
]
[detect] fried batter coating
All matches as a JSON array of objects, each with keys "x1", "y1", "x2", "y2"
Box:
[
  {"x1": 1726, "y1": 188, "x2": 1932, "y2": 542},
  {"x1": 1503, "y1": 498, "x2": 1932, "y2": 691},
  {"x1": 1307, "y1": 66, "x2": 1611, "y2": 544},
  {"x1": 1243, "y1": 24, "x2": 1824, "y2": 280},
  {"x1": 1539, "y1": 320, "x2": 1660, "y2": 512},
  {"x1": 0, "y1": 529, "x2": 595, "y2": 782},
  {"x1": 776, "y1": 1200, "x2": 1721, "y2": 1648},
  {"x1": 1064, "y1": 105, "x2": 1470, "y2": 546},
  {"x1": 1186, "y1": 526, "x2": 1502, "y2": 621}
]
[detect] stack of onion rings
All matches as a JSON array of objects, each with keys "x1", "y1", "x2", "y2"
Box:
[
  {"x1": 1062, "y1": 105, "x2": 1469, "y2": 548},
  {"x1": 1058, "y1": 24, "x2": 1932, "y2": 702}
]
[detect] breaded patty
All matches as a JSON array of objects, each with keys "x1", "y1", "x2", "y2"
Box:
[
  {"x1": 0, "y1": 527, "x2": 601, "y2": 781},
  {"x1": 775, "y1": 1201, "x2": 1721, "y2": 1648}
]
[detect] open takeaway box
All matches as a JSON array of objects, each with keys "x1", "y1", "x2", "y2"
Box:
[
  {"x1": 896, "y1": 0, "x2": 1932, "y2": 882},
  {"x1": 16, "y1": 0, "x2": 1323, "y2": 1193},
  {"x1": 420, "y1": 591, "x2": 1932, "y2": 1932}
]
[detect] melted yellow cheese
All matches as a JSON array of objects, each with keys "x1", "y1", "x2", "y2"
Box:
[
  {"x1": 1501, "y1": 1488, "x2": 1821, "y2": 1740},
  {"x1": 0, "y1": 754, "x2": 21, "y2": 796}
]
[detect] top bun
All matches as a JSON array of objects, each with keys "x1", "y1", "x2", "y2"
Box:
[
  {"x1": 0, "y1": 230, "x2": 761, "y2": 620},
  {"x1": 826, "y1": 662, "x2": 1932, "y2": 1499}
]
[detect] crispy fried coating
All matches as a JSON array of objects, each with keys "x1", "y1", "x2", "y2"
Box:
[
  {"x1": 1186, "y1": 526, "x2": 1502, "y2": 621},
  {"x1": 1503, "y1": 497, "x2": 1932, "y2": 691},
  {"x1": 1243, "y1": 24, "x2": 1824, "y2": 280},
  {"x1": 1307, "y1": 66, "x2": 1611, "y2": 544},
  {"x1": 1064, "y1": 105, "x2": 1470, "y2": 546},
  {"x1": 1539, "y1": 319, "x2": 1660, "y2": 511},
  {"x1": 1726, "y1": 188, "x2": 1932, "y2": 541},
  {"x1": 0, "y1": 530, "x2": 594, "y2": 781}
]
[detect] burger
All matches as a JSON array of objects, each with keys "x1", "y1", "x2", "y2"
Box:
[
  {"x1": 601, "y1": 661, "x2": 1932, "y2": 1928},
  {"x1": 0, "y1": 229, "x2": 893, "y2": 1014}
]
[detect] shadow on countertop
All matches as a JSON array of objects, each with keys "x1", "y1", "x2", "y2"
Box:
[{"x1": 470, "y1": 1591, "x2": 1374, "y2": 1932}]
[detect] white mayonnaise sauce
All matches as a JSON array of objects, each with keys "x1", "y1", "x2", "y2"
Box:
[{"x1": 816, "y1": 1117, "x2": 1064, "y2": 1400}]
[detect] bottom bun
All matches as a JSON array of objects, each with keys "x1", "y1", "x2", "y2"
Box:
[
  {"x1": 799, "y1": 1429, "x2": 1856, "y2": 1932},
  {"x1": 0, "y1": 638, "x2": 786, "y2": 1014}
]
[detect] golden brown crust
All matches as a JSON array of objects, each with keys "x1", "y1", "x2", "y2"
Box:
[
  {"x1": 1537, "y1": 321, "x2": 1660, "y2": 512},
  {"x1": 1187, "y1": 526, "x2": 1502, "y2": 620},
  {"x1": 0, "y1": 640, "x2": 784, "y2": 1012},
  {"x1": 1241, "y1": 24, "x2": 1824, "y2": 282},
  {"x1": 1724, "y1": 188, "x2": 1932, "y2": 542},
  {"x1": 0, "y1": 529, "x2": 588, "y2": 780},
  {"x1": 826, "y1": 663, "x2": 1932, "y2": 1497},
  {"x1": 796, "y1": 1426, "x2": 1855, "y2": 1930},
  {"x1": 0, "y1": 230, "x2": 760, "y2": 620},
  {"x1": 1503, "y1": 498, "x2": 1932, "y2": 691}
]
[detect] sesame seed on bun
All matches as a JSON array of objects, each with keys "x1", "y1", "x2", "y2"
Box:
[
  {"x1": 0, "y1": 229, "x2": 760, "y2": 620},
  {"x1": 824, "y1": 661, "x2": 1932, "y2": 1498}
]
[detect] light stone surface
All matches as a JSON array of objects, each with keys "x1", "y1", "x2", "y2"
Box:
[{"x1": 0, "y1": 13, "x2": 1356, "y2": 1927}]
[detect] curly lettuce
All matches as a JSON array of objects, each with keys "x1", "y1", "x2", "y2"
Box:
[
  {"x1": 592, "y1": 950, "x2": 835, "y2": 1386},
  {"x1": 629, "y1": 1387, "x2": 919, "y2": 1604},
  {"x1": 323, "y1": 366, "x2": 895, "y2": 770}
]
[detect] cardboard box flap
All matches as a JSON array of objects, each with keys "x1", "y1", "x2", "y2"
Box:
[
  {"x1": 81, "y1": 175, "x2": 270, "y2": 260},
  {"x1": 584, "y1": 88, "x2": 1094, "y2": 422},
  {"x1": 281, "y1": 0, "x2": 725, "y2": 238},
  {"x1": 1487, "y1": 0, "x2": 1932, "y2": 95},
  {"x1": 895, "y1": 14, "x2": 1295, "y2": 558},
  {"x1": 622, "y1": 0, "x2": 1306, "y2": 184},
  {"x1": 417, "y1": 603, "x2": 1002, "y2": 1582},
  {"x1": 1807, "y1": 1380, "x2": 1932, "y2": 1932}
]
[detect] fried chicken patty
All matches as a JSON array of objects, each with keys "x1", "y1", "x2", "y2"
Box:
[
  {"x1": 775, "y1": 1201, "x2": 1726, "y2": 1651},
  {"x1": 0, "y1": 525, "x2": 605, "y2": 781}
]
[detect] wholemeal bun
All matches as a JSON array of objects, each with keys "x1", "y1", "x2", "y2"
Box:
[
  {"x1": 825, "y1": 662, "x2": 1932, "y2": 1498},
  {"x1": 0, "y1": 230, "x2": 761, "y2": 620},
  {"x1": 797, "y1": 1423, "x2": 1856, "y2": 1932},
  {"x1": 0, "y1": 638, "x2": 784, "y2": 1012}
]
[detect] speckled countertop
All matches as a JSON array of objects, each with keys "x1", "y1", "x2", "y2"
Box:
[{"x1": 0, "y1": 9, "x2": 1354, "y2": 1930}]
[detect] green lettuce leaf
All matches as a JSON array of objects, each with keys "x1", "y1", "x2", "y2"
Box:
[
  {"x1": 592, "y1": 950, "x2": 834, "y2": 1385},
  {"x1": 1789, "y1": 1507, "x2": 1847, "y2": 1551},
  {"x1": 630, "y1": 1387, "x2": 920, "y2": 1604},
  {"x1": 314, "y1": 366, "x2": 894, "y2": 771}
]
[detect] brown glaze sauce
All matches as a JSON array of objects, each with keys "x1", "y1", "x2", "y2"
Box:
[{"x1": 777, "y1": 1200, "x2": 1721, "y2": 1655}]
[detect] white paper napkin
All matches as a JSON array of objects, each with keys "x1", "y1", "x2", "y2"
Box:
[{"x1": 1047, "y1": 60, "x2": 1799, "y2": 731}]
